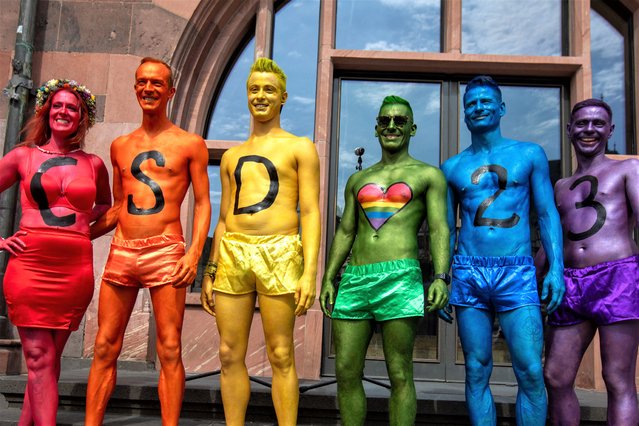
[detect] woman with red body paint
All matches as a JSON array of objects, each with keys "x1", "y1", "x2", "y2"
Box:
[{"x1": 0, "y1": 79, "x2": 111, "y2": 425}]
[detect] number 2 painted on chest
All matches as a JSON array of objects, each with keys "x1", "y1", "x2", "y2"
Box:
[
  {"x1": 471, "y1": 164, "x2": 520, "y2": 228},
  {"x1": 567, "y1": 175, "x2": 606, "y2": 241}
]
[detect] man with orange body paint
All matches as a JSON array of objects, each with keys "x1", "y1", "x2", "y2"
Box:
[{"x1": 85, "y1": 57, "x2": 210, "y2": 425}]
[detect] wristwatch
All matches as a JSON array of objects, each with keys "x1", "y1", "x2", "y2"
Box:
[{"x1": 433, "y1": 273, "x2": 451, "y2": 285}]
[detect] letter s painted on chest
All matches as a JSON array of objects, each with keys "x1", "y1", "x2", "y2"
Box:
[
  {"x1": 30, "y1": 157, "x2": 77, "y2": 227},
  {"x1": 233, "y1": 155, "x2": 279, "y2": 215},
  {"x1": 127, "y1": 151, "x2": 166, "y2": 215}
]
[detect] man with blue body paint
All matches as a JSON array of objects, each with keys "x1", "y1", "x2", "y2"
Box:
[{"x1": 441, "y1": 76, "x2": 564, "y2": 425}]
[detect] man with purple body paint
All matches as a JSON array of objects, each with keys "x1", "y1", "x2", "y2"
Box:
[{"x1": 542, "y1": 99, "x2": 639, "y2": 425}]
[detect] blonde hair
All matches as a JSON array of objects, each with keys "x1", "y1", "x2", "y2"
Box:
[{"x1": 247, "y1": 58, "x2": 287, "y2": 92}]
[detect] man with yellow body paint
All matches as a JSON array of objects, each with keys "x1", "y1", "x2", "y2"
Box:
[{"x1": 201, "y1": 58, "x2": 320, "y2": 426}]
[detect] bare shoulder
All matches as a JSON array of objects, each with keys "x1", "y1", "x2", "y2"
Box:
[
  {"x1": 2, "y1": 146, "x2": 29, "y2": 167},
  {"x1": 8, "y1": 145, "x2": 30, "y2": 158},
  {"x1": 110, "y1": 132, "x2": 133, "y2": 151},
  {"x1": 408, "y1": 158, "x2": 444, "y2": 177},
  {"x1": 441, "y1": 151, "x2": 465, "y2": 175},
  {"x1": 289, "y1": 136, "x2": 319, "y2": 165},
  {"x1": 515, "y1": 140, "x2": 546, "y2": 157},
  {"x1": 220, "y1": 144, "x2": 241, "y2": 162},
  {"x1": 553, "y1": 176, "x2": 571, "y2": 194},
  {"x1": 86, "y1": 152, "x2": 107, "y2": 168},
  {"x1": 290, "y1": 135, "x2": 316, "y2": 152},
  {"x1": 166, "y1": 125, "x2": 205, "y2": 146},
  {"x1": 617, "y1": 157, "x2": 639, "y2": 171}
]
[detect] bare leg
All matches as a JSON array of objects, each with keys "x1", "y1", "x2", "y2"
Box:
[
  {"x1": 381, "y1": 317, "x2": 419, "y2": 426},
  {"x1": 456, "y1": 306, "x2": 496, "y2": 426},
  {"x1": 258, "y1": 293, "x2": 299, "y2": 426},
  {"x1": 498, "y1": 306, "x2": 546, "y2": 426},
  {"x1": 85, "y1": 282, "x2": 138, "y2": 426},
  {"x1": 18, "y1": 328, "x2": 72, "y2": 426},
  {"x1": 332, "y1": 318, "x2": 374, "y2": 426},
  {"x1": 149, "y1": 284, "x2": 187, "y2": 426},
  {"x1": 543, "y1": 321, "x2": 596, "y2": 426},
  {"x1": 599, "y1": 320, "x2": 639, "y2": 426},
  {"x1": 214, "y1": 291, "x2": 256, "y2": 426},
  {"x1": 18, "y1": 327, "x2": 74, "y2": 426}
]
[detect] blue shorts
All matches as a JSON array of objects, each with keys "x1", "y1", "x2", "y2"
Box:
[
  {"x1": 332, "y1": 258, "x2": 424, "y2": 321},
  {"x1": 450, "y1": 255, "x2": 540, "y2": 312}
]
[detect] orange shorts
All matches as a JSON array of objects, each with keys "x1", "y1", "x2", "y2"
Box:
[{"x1": 102, "y1": 234, "x2": 185, "y2": 288}]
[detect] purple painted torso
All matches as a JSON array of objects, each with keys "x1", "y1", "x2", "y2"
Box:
[{"x1": 555, "y1": 157, "x2": 639, "y2": 268}]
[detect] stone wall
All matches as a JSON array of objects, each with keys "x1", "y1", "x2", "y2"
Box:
[{"x1": 0, "y1": 0, "x2": 199, "y2": 362}]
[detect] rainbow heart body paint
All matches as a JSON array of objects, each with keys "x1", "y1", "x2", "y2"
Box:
[{"x1": 357, "y1": 182, "x2": 413, "y2": 231}]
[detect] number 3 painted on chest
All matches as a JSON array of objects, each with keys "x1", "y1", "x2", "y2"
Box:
[{"x1": 567, "y1": 175, "x2": 606, "y2": 241}]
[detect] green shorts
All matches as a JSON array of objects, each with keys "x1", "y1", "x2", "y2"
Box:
[{"x1": 332, "y1": 258, "x2": 424, "y2": 321}]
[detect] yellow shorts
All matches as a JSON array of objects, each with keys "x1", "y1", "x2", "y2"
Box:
[
  {"x1": 214, "y1": 232, "x2": 303, "y2": 295},
  {"x1": 102, "y1": 234, "x2": 185, "y2": 288}
]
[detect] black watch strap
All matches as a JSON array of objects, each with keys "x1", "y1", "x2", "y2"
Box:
[{"x1": 434, "y1": 273, "x2": 451, "y2": 285}]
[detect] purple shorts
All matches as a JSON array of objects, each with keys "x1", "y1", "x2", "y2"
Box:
[{"x1": 548, "y1": 255, "x2": 639, "y2": 326}]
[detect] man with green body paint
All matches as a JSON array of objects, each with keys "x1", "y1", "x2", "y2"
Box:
[{"x1": 320, "y1": 95, "x2": 450, "y2": 426}]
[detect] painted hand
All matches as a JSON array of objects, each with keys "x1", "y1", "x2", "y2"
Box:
[
  {"x1": 319, "y1": 280, "x2": 335, "y2": 318},
  {"x1": 200, "y1": 275, "x2": 216, "y2": 317},
  {"x1": 171, "y1": 251, "x2": 198, "y2": 288},
  {"x1": 541, "y1": 267, "x2": 565, "y2": 314},
  {"x1": 426, "y1": 279, "x2": 449, "y2": 312},
  {"x1": 0, "y1": 231, "x2": 27, "y2": 256},
  {"x1": 294, "y1": 274, "x2": 316, "y2": 316},
  {"x1": 437, "y1": 305, "x2": 454, "y2": 324}
]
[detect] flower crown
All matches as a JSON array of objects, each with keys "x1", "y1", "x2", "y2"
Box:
[{"x1": 35, "y1": 79, "x2": 97, "y2": 127}]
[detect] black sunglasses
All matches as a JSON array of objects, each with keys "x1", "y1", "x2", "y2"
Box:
[{"x1": 376, "y1": 115, "x2": 410, "y2": 128}]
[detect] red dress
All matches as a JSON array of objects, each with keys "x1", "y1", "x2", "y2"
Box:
[{"x1": 4, "y1": 147, "x2": 99, "y2": 330}]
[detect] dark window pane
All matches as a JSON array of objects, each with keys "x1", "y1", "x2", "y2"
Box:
[
  {"x1": 591, "y1": 9, "x2": 626, "y2": 154},
  {"x1": 273, "y1": 1, "x2": 320, "y2": 139},
  {"x1": 336, "y1": 0, "x2": 441, "y2": 52},
  {"x1": 459, "y1": 85, "x2": 561, "y2": 183},
  {"x1": 206, "y1": 39, "x2": 255, "y2": 140},
  {"x1": 462, "y1": 0, "x2": 562, "y2": 56}
]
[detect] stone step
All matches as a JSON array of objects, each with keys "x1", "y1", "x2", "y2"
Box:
[{"x1": 0, "y1": 365, "x2": 609, "y2": 425}]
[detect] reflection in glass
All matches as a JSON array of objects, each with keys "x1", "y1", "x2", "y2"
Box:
[
  {"x1": 206, "y1": 39, "x2": 255, "y2": 141},
  {"x1": 332, "y1": 80, "x2": 442, "y2": 362},
  {"x1": 273, "y1": 1, "x2": 320, "y2": 140},
  {"x1": 459, "y1": 84, "x2": 561, "y2": 183},
  {"x1": 591, "y1": 9, "x2": 626, "y2": 154},
  {"x1": 207, "y1": 164, "x2": 222, "y2": 237},
  {"x1": 336, "y1": 0, "x2": 440, "y2": 52},
  {"x1": 462, "y1": 0, "x2": 562, "y2": 56}
]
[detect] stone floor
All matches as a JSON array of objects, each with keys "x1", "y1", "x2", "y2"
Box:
[{"x1": 0, "y1": 362, "x2": 610, "y2": 425}]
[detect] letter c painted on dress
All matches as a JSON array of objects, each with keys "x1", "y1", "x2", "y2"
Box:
[
  {"x1": 30, "y1": 157, "x2": 77, "y2": 227},
  {"x1": 233, "y1": 155, "x2": 279, "y2": 215}
]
